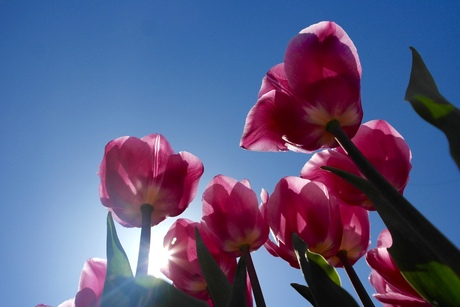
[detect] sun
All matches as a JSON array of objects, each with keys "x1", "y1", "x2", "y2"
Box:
[{"x1": 147, "y1": 232, "x2": 172, "y2": 278}]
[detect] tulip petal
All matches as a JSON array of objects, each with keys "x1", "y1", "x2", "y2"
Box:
[
  {"x1": 285, "y1": 21, "x2": 361, "y2": 97},
  {"x1": 345, "y1": 120, "x2": 412, "y2": 194},
  {"x1": 258, "y1": 63, "x2": 290, "y2": 98},
  {"x1": 265, "y1": 177, "x2": 342, "y2": 267},
  {"x1": 202, "y1": 175, "x2": 268, "y2": 256},
  {"x1": 78, "y1": 258, "x2": 107, "y2": 298}
]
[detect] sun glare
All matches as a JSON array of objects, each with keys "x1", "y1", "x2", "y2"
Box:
[{"x1": 148, "y1": 233, "x2": 172, "y2": 277}]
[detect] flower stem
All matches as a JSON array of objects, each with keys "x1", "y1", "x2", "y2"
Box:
[
  {"x1": 136, "y1": 204, "x2": 153, "y2": 277},
  {"x1": 241, "y1": 245, "x2": 266, "y2": 307},
  {"x1": 337, "y1": 251, "x2": 375, "y2": 307}
]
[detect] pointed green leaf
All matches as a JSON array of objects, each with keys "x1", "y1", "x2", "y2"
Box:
[
  {"x1": 195, "y1": 227, "x2": 232, "y2": 307},
  {"x1": 322, "y1": 165, "x2": 460, "y2": 305},
  {"x1": 405, "y1": 47, "x2": 460, "y2": 168},
  {"x1": 306, "y1": 249, "x2": 341, "y2": 286},
  {"x1": 225, "y1": 257, "x2": 248, "y2": 307},
  {"x1": 101, "y1": 212, "x2": 134, "y2": 307},
  {"x1": 290, "y1": 283, "x2": 316, "y2": 306},
  {"x1": 396, "y1": 260, "x2": 460, "y2": 306},
  {"x1": 292, "y1": 234, "x2": 359, "y2": 307}
]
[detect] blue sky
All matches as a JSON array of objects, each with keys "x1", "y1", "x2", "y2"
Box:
[{"x1": 1, "y1": 1, "x2": 460, "y2": 306}]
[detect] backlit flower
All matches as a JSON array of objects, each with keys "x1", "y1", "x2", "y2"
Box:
[
  {"x1": 98, "y1": 134, "x2": 204, "y2": 227},
  {"x1": 241, "y1": 21, "x2": 362, "y2": 152},
  {"x1": 263, "y1": 176, "x2": 342, "y2": 268},
  {"x1": 161, "y1": 218, "x2": 237, "y2": 304},
  {"x1": 328, "y1": 204, "x2": 370, "y2": 267},
  {"x1": 201, "y1": 175, "x2": 269, "y2": 257},
  {"x1": 301, "y1": 120, "x2": 411, "y2": 210}
]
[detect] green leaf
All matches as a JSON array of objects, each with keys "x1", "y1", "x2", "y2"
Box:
[
  {"x1": 405, "y1": 47, "x2": 460, "y2": 169},
  {"x1": 195, "y1": 227, "x2": 232, "y2": 307},
  {"x1": 398, "y1": 261, "x2": 460, "y2": 306},
  {"x1": 322, "y1": 165, "x2": 460, "y2": 305},
  {"x1": 290, "y1": 283, "x2": 316, "y2": 306},
  {"x1": 292, "y1": 234, "x2": 359, "y2": 307},
  {"x1": 101, "y1": 212, "x2": 134, "y2": 307},
  {"x1": 306, "y1": 249, "x2": 341, "y2": 286},
  {"x1": 225, "y1": 257, "x2": 248, "y2": 307}
]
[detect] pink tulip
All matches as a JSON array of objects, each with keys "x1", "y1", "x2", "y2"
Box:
[
  {"x1": 366, "y1": 229, "x2": 430, "y2": 306},
  {"x1": 328, "y1": 203, "x2": 370, "y2": 267},
  {"x1": 98, "y1": 134, "x2": 204, "y2": 227},
  {"x1": 263, "y1": 176, "x2": 342, "y2": 268},
  {"x1": 58, "y1": 258, "x2": 107, "y2": 307},
  {"x1": 241, "y1": 21, "x2": 362, "y2": 153},
  {"x1": 301, "y1": 120, "x2": 412, "y2": 210},
  {"x1": 201, "y1": 175, "x2": 269, "y2": 257},
  {"x1": 161, "y1": 218, "x2": 238, "y2": 304}
]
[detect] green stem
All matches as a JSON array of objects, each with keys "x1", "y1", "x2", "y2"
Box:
[
  {"x1": 337, "y1": 251, "x2": 375, "y2": 307},
  {"x1": 326, "y1": 120, "x2": 460, "y2": 275},
  {"x1": 135, "y1": 204, "x2": 153, "y2": 277},
  {"x1": 241, "y1": 245, "x2": 266, "y2": 307}
]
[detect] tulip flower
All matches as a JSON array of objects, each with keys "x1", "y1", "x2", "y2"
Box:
[
  {"x1": 241, "y1": 21, "x2": 362, "y2": 153},
  {"x1": 98, "y1": 134, "x2": 204, "y2": 227},
  {"x1": 201, "y1": 175, "x2": 269, "y2": 257},
  {"x1": 301, "y1": 120, "x2": 412, "y2": 210},
  {"x1": 58, "y1": 258, "x2": 107, "y2": 307},
  {"x1": 327, "y1": 204, "x2": 372, "y2": 306},
  {"x1": 366, "y1": 229, "x2": 430, "y2": 306},
  {"x1": 162, "y1": 218, "x2": 238, "y2": 304},
  {"x1": 328, "y1": 203, "x2": 370, "y2": 267},
  {"x1": 263, "y1": 176, "x2": 342, "y2": 268},
  {"x1": 201, "y1": 175, "x2": 268, "y2": 306}
]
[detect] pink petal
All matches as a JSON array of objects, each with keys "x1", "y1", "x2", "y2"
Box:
[
  {"x1": 101, "y1": 136, "x2": 153, "y2": 209},
  {"x1": 266, "y1": 177, "x2": 342, "y2": 260},
  {"x1": 300, "y1": 149, "x2": 370, "y2": 208},
  {"x1": 258, "y1": 63, "x2": 290, "y2": 98},
  {"x1": 202, "y1": 175, "x2": 268, "y2": 255},
  {"x1": 241, "y1": 89, "x2": 331, "y2": 152},
  {"x1": 162, "y1": 219, "x2": 237, "y2": 301},
  {"x1": 77, "y1": 258, "x2": 107, "y2": 297},
  {"x1": 74, "y1": 288, "x2": 98, "y2": 307},
  {"x1": 264, "y1": 237, "x2": 299, "y2": 268},
  {"x1": 329, "y1": 204, "x2": 370, "y2": 267},
  {"x1": 177, "y1": 151, "x2": 205, "y2": 207},
  {"x1": 285, "y1": 21, "x2": 361, "y2": 97},
  {"x1": 345, "y1": 120, "x2": 412, "y2": 194},
  {"x1": 377, "y1": 228, "x2": 393, "y2": 248},
  {"x1": 370, "y1": 271, "x2": 431, "y2": 306}
]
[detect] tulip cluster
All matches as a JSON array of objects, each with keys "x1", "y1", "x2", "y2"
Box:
[
  {"x1": 38, "y1": 20, "x2": 460, "y2": 307},
  {"x1": 238, "y1": 21, "x2": 422, "y2": 306}
]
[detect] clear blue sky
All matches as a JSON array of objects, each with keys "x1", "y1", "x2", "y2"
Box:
[{"x1": 1, "y1": 2, "x2": 459, "y2": 306}]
